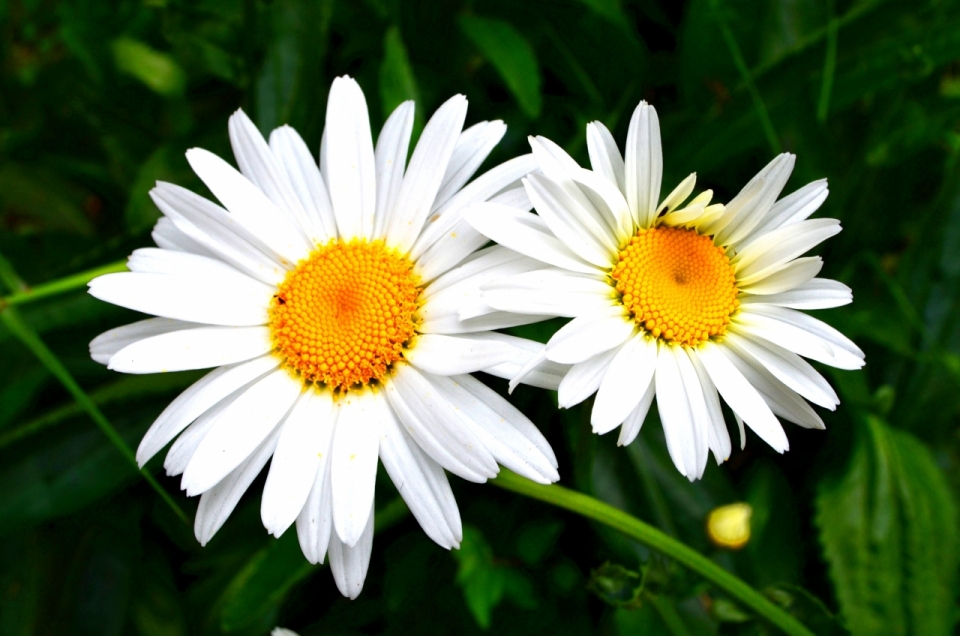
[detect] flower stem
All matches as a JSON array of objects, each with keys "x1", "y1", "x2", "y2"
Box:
[
  {"x1": 491, "y1": 470, "x2": 815, "y2": 636},
  {"x1": 0, "y1": 260, "x2": 127, "y2": 309}
]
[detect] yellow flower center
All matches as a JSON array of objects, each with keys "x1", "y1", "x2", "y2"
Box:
[
  {"x1": 611, "y1": 226, "x2": 738, "y2": 347},
  {"x1": 269, "y1": 239, "x2": 420, "y2": 391}
]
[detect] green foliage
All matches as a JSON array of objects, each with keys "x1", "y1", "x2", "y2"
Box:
[{"x1": 816, "y1": 416, "x2": 959, "y2": 635}]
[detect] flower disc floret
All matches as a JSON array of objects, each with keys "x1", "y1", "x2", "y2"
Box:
[
  {"x1": 269, "y1": 239, "x2": 420, "y2": 390},
  {"x1": 611, "y1": 226, "x2": 739, "y2": 346}
]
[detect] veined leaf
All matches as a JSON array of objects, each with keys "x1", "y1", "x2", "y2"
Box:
[
  {"x1": 816, "y1": 415, "x2": 959, "y2": 636},
  {"x1": 459, "y1": 15, "x2": 542, "y2": 118}
]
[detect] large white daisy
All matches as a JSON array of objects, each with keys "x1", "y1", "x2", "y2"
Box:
[
  {"x1": 88, "y1": 76, "x2": 563, "y2": 598},
  {"x1": 463, "y1": 101, "x2": 864, "y2": 481}
]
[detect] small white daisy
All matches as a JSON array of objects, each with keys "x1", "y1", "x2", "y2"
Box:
[
  {"x1": 463, "y1": 101, "x2": 864, "y2": 481},
  {"x1": 88, "y1": 76, "x2": 563, "y2": 598}
]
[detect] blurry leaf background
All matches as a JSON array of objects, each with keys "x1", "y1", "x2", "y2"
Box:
[{"x1": 2, "y1": 0, "x2": 960, "y2": 634}]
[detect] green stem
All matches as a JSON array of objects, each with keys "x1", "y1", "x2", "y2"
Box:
[
  {"x1": 710, "y1": 0, "x2": 782, "y2": 156},
  {"x1": 648, "y1": 594, "x2": 695, "y2": 636},
  {"x1": 492, "y1": 470, "x2": 814, "y2": 636},
  {"x1": 817, "y1": 0, "x2": 839, "y2": 122},
  {"x1": 0, "y1": 260, "x2": 127, "y2": 309}
]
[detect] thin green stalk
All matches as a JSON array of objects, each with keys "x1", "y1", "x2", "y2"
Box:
[
  {"x1": 710, "y1": 0, "x2": 782, "y2": 155},
  {"x1": 648, "y1": 594, "x2": 696, "y2": 636},
  {"x1": 0, "y1": 251, "x2": 28, "y2": 293},
  {"x1": 0, "y1": 260, "x2": 126, "y2": 309},
  {"x1": 817, "y1": 0, "x2": 839, "y2": 122},
  {"x1": 492, "y1": 470, "x2": 814, "y2": 636}
]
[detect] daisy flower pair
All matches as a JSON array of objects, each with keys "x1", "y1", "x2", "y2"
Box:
[{"x1": 88, "y1": 76, "x2": 862, "y2": 598}]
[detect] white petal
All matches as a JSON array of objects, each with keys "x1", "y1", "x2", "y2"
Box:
[
  {"x1": 738, "y1": 256, "x2": 822, "y2": 295},
  {"x1": 137, "y1": 355, "x2": 280, "y2": 466},
  {"x1": 324, "y1": 76, "x2": 377, "y2": 240},
  {"x1": 150, "y1": 183, "x2": 287, "y2": 286},
  {"x1": 687, "y1": 349, "x2": 731, "y2": 463},
  {"x1": 557, "y1": 345, "x2": 621, "y2": 408},
  {"x1": 742, "y1": 179, "x2": 828, "y2": 246},
  {"x1": 296, "y1": 455, "x2": 334, "y2": 565},
  {"x1": 695, "y1": 343, "x2": 789, "y2": 453},
  {"x1": 673, "y1": 346, "x2": 713, "y2": 478},
  {"x1": 107, "y1": 326, "x2": 273, "y2": 374},
  {"x1": 436, "y1": 120, "x2": 507, "y2": 209},
  {"x1": 261, "y1": 390, "x2": 336, "y2": 537},
  {"x1": 185, "y1": 148, "x2": 310, "y2": 264},
  {"x1": 463, "y1": 203, "x2": 601, "y2": 275},
  {"x1": 127, "y1": 247, "x2": 251, "y2": 279},
  {"x1": 90, "y1": 317, "x2": 186, "y2": 365},
  {"x1": 586, "y1": 120, "x2": 625, "y2": 193},
  {"x1": 592, "y1": 333, "x2": 657, "y2": 434},
  {"x1": 724, "y1": 331, "x2": 838, "y2": 409},
  {"x1": 654, "y1": 344, "x2": 703, "y2": 480},
  {"x1": 331, "y1": 391, "x2": 381, "y2": 547},
  {"x1": 624, "y1": 101, "x2": 662, "y2": 228},
  {"x1": 379, "y1": 399, "x2": 462, "y2": 549},
  {"x1": 617, "y1": 379, "x2": 655, "y2": 447},
  {"x1": 545, "y1": 306, "x2": 635, "y2": 364},
  {"x1": 658, "y1": 173, "x2": 697, "y2": 213},
  {"x1": 228, "y1": 109, "x2": 313, "y2": 239},
  {"x1": 734, "y1": 218, "x2": 842, "y2": 285},
  {"x1": 385, "y1": 363, "x2": 499, "y2": 482},
  {"x1": 475, "y1": 333, "x2": 571, "y2": 392},
  {"x1": 194, "y1": 424, "x2": 282, "y2": 546},
  {"x1": 151, "y1": 216, "x2": 214, "y2": 256},
  {"x1": 735, "y1": 304, "x2": 865, "y2": 369},
  {"x1": 567, "y1": 167, "x2": 633, "y2": 243},
  {"x1": 164, "y1": 393, "x2": 236, "y2": 477},
  {"x1": 269, "y1": 124, "x2": 337, "y2": 241},
  {"x1": 418, "y1": 308, "x2": 552, "y2": 336},
  {"x1": 405, "y1": 333, "x2": 522, "y2": 376},
  {"x1": 373, "y1": 101, "x2": 415, "y2": 239},
  {"x1": 89, "y1": 271, "x2": 273, "y2": 327},
  {"x1": 715, "y1": 154, "x2": 796, "y2": 247},
  {"x1": 429, "y1": 374, "x2": 558, "y2": 484},
  {"x1": 181, "y1": 370, "x2": 301, "y2": 496},
  {"x1": 482, "y1": 268, "x2": 614, "y2": 318},
  {"x1": 413, "y1": 219, "x2": 490, "y2": 283},
  {"x1": 328, "y1": 501, "x2": 374, "y2": 599},
  {"x1": 384, "y1": 94, "x2": 468, "y2": 252},
  {"x1": 488, "y1": 184, "x2": 532, "y2": 211},
  {"x1": 740, "y1": 278, "x2": 852, "y2": 310}
]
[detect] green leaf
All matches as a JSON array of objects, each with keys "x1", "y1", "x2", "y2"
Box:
[
  {"x1": 112, "y1": 37, "x2": 186, "y2": 97},
  {"x1": 816, "y1": 415, "x2": 959, "y2": 636},
  {"x1": 380, "y1": 26, "x2": 421, "y2": 123},
  {"x1": 459, "y1": 15, "x2": 542, "y2": 118}
]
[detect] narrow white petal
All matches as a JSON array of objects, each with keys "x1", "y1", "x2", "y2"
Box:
[
  {"x1": 379, "y1": 398, "x2": 462, "y2": 549},
  {"x1": 475, "y1": 333, "x2": 571, "y2": 392},
  {"x1": 324, "y1": 76, "x2": 377, "y2": 239},
  {"x1": 107, "y1": 326, "x2": 273, "y2": 374},
  {"x1": 742, "y1": 179, "x2": 828, "y2": 246},
  {"x1": 586, "y1": 120, "x2": 625, "y2": 193},
  {"x1": 436, "y1": 120, "x2": 507, "y2": 209},
  {"x1": 90, "y1": 317, "x2": 185, "y2": 365},
  {"x1": 181, "y1": 370, "x2": 301, "y2": 496},
  {"x1": 734, "y1": 218, "x2": 842, "y2": 285},
  {"x1": 740, "y1": 278, "x2": 852, "y2": 310},
  {"x1": 261, "y1": 390, "x2": 336, "y2": 537},
  {"x1": 127, "y1": 247, "x2": 253, "y2": 279},
  {"x1": 658, "y1": 173, "x2": 697, "y2": 213},
  {"x1": 269, "y1": 124, "x2": 337, "y2": 241},
  {"x1": 617, "y1": 379, "x2": 655, "y2": 447},
  {"x1": 695, "y1": 343, "x2": 789, "y2": 452},
  {"x1": 687, "y1": 349, "x2": 731, "y2": 463},
  {"x1": 385, "y1": 94, "x2": 468, "y2": 252},
  {"x1": 413, "y1": 220, "x2": 490, "y2": 283},
  {"x1": 164, "y1": 392, "x2": 236, "y2": 477},
  {"x1": 557, "y1": 346, "x2": 621, "y2": 408},
  {"x1": 568, "y1": 166, "x2": 633, "y2": 243},
  {"x1": 330, "y1": 391, "x2": 381, "y2": 547},
  {"x1": 385, "y1": 364, "x2": 499, "y2": 482},
  {"x1": 328, "y1": 502, "x2": 374, "y2": 599},
  {"x1": 716, "y1": 154, "x2": 796, "y2": 247},
  {"x1": 488, "y1": 184, "x2": 532, "y2": 211},
  {"x1": 545, "y1": 306, "x2": 635, "y2": 364},
  {"x1": 654, "y1": 344, "x2": 701, "y2": 480},
  {"x1": 429, "y1": 374, "x2": 559, "y2": 484},
  {"x1": 373, "y1": 101, "x2": 415, "y2": 239},
  {"x1": 463, "y1": 203, "x2": 602, "y2": 275},
  {"x1": 194, "y1": 424, "x2": 282, "y2": 546},
  {"x1": 673, "y1": 346, "x2": 712, "y2": 478},
  {"x1": 418, "y1": 307, "x2": 551, "y2": 336},
  {"x1": 735, "y1": 304, "x2": 865, "y2": 369},
  {"x1": 592, "y1": 334, "x2": 657, "y2": 434},
  {"x1": 136, "y1": 355, "x2": 280, "y2": 466},
  {"x1": 296, "y1": 454, "x2": 335, "y2": 565},
  {"x1": 482, "y1": 268, "x2": 615, "y2": 318},
  {"x1": 152, "y1": 217, "x2": 214, "y2": 256},
  {"x1": 738, "y1": 256, "x2": 822, "y2": 295},
  {"x1": 624, "y1": 101, "x2": 663, "y2": 228},
  {"x1": 185, "y1": 148, "x2": 310, "y2": 264},
  {"x1": 89, "y1": 271, "x2": 273, "y2": 327},
  {"x1": 405, "y1": 333, "x2": 522, "y2": 376}
]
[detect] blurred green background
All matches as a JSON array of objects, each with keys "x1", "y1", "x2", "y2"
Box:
[{"x1": 2, "y1": 0, "x2": 960, "y2": 634}]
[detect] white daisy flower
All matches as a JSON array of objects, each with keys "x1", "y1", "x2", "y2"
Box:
[
  {"x1": 88, "y1": 76, "x2": 562, "y2": 599},
  {"x1": 463, "y1": 101, "x2": 864, "y2": 481}
]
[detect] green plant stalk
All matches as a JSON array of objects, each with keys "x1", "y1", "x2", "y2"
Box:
[
  {"x1": 710, "y1": 0, "x2": 782, "y2": 156},
  {"x1": 0, "y1": 306, "x2": 190, "y2": 525},
  {"x1": 817, "y1": 0, "x2": 839, "y2": 122},
  {"x1": 492, "y1": 470, "x2": 815, "y2": 636},
  {"x1": 0, "y1": 260, "x2": 127, "y2": 309}
]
